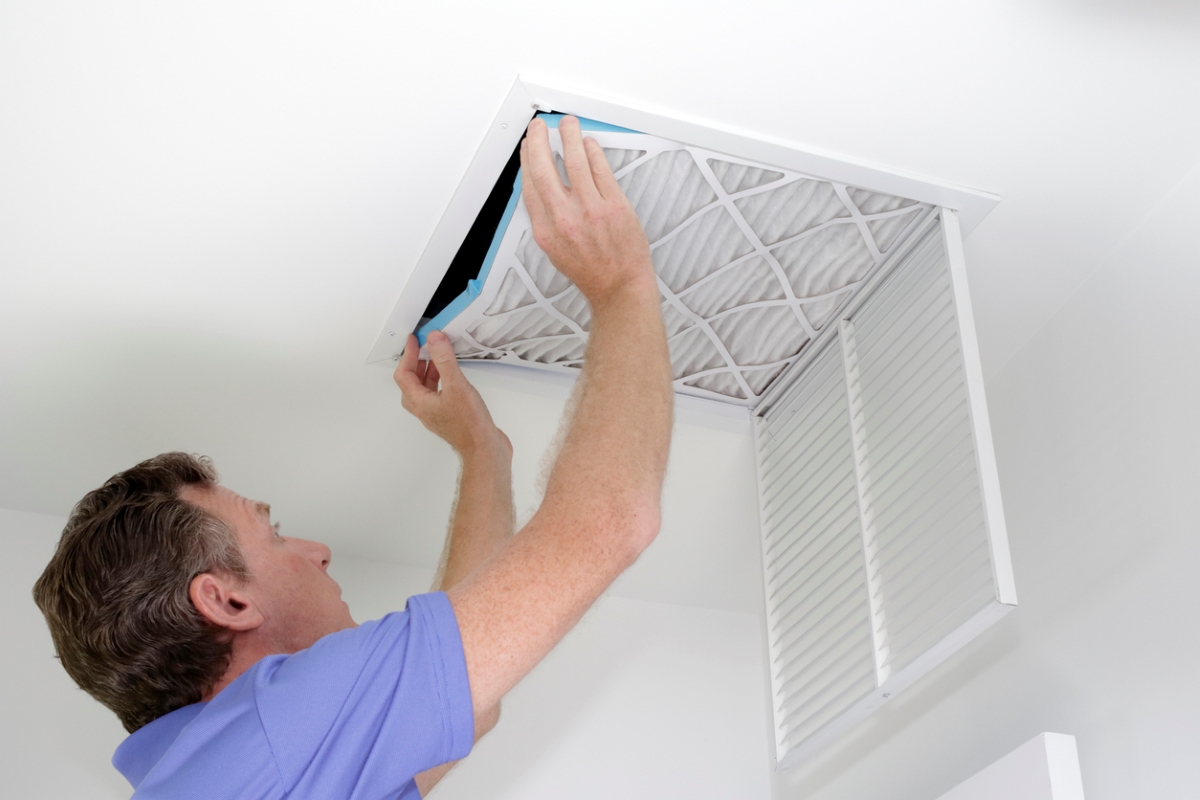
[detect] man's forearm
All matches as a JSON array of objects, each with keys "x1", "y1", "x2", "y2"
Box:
[
  {"x1": 434, "y1": 437, "x2": 514, "y2": 591},
  {"x1": 417, "y1": 437, "x2": 511, "y2": 797},
  {"x1": 542, "y1": 277, "x2": 673, "y2": 529}
]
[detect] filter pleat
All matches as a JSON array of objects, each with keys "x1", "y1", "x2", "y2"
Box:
[
  {"x1": 710, "y1": 305, "x2": 808, "y2": 366},
  {"x1": 509, "y1": 336, "x2": 587, "y2": 364},
  {"x1": 867, "y1": 208, "x2": 922, "y2": 252},
  {"x1": 679, "y1": 256, "x2": 785, "y2": 318},
  {"x1": 735, "y1": 178, "x2": 851, "y2": 246},
  {"x1": 652, "y1": 207, "x2": 755, "y2": 293},
  {"x1": 743, "y1": 363, "x2": 789, "y2": 396},
  {"x1": 484, "y1": 269, "x2": 537, "y2": 315},
  {"x1": 661, "y1": 302, "x2": 696, "y2": 338},
  {"x1": 770, "y1": 223, "x2": 875, "y2": 299},
  {"x1": 683, "y1": 371, "x2": 745, "y2": 399},
  {"x1": 707, "y1": 158, "x2": 784, "y2": 194},
  {"x1": 619, "y1": 150, "x2": 716, "y2": 243},
  {"x1": 517, "y1": 230, "x2": 572, "y2": 297},
  {"x1": 468, "y1": 307, "x2": 573, "y2": 348},
  {"x1": 603, "y1": 148, "x2": 646, "y2": 173},
  {"x1": 798, "y1": 294, "x2": 848, "y2": 330},
  {"x1": 668, "y1": 326, "x2": 726, "y2": 379},
  {"x1": 846, "y1": 186, "x2": 918, "y2": 216}
]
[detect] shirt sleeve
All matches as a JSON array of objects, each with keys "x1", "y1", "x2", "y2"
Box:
[{"x1": 252, "y1": 592, "x2": 475, "y2": 797}]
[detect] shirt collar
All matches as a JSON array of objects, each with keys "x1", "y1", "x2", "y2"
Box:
[{"x1": 112, "y1": 703, "x2": 207, "y2": 789}]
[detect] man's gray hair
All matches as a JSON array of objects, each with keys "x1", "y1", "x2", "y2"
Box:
[{"x1": 33, "y1": 452, "x2": 250, "y2": 732}]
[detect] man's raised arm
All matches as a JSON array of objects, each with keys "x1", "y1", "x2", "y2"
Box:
[
  {"x1": 392, "y1": 331, "x2": 515, "y2": 794},
  {"x1": 445, "y1": 115, "x2": 674, "y2": 716}
]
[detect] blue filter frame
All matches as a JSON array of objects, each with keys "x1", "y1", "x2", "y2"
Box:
[{"x1": 415, "y1": 114, "x2": 638, "y2": 345}]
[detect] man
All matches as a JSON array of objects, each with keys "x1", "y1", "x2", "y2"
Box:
[{"x1": 32, "y1": 116, "x2": 674, "y2": 798}]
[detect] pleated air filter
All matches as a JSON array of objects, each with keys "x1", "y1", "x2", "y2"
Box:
[
  {"x1": 370, "y1": 79, "x2": 1012, "y2": 771},
  {"x1": 414, "y1": 115, "x2": 933, "y2": 407}
]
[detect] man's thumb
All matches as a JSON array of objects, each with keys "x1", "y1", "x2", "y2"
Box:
[{"x1": 425, "y1": 331, "x2": 461, "y2": 378}]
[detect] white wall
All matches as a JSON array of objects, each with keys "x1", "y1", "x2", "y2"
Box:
[
  {"x1": 1, "y1": 516, "x2": 770, "y2": 799},
  {"x1": 771, "y1": 165, "x2": 1200, "y2": 800},
  {"x1": 330, "y1": 554, "x2": 772, "y2": 800},
  {"x1": 449, "y1": 597, "x2": 767, "y2": 799}
]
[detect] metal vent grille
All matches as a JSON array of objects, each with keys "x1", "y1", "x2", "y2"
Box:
[
  {"x1": 755, "y1": 211, "x2": 1016, "y2": 770},
  {"x1": 759, "y1": 342, "x2": 876, "y2": 754},
  {"x1": 428, "y1": 118, "x2": 933, "y2": 406}
]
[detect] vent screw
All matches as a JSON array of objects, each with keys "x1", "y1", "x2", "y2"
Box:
[
  {"x1": 531, "y1": 101, "x2": 540, "y2": 110},
  {"x1": 882, "y1": 693, "x2": 891, "y2": 699},
  {"x1": 388, "y1": 331, "x2": 395, "y2": 337},
  {"x1": 393, "y1": 354, "x2": 400, "y2": 361},
  {"x1": 501, "y1": 123, "x2": 508, "y2": 130}
]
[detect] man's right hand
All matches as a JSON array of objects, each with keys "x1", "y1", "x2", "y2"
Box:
[{"x1": 520, "y1": 116, "x2": 657, "y2": 306}]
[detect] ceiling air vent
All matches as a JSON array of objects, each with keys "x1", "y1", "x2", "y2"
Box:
[
  {"x1": 413, "y1": 115, "x2": 934, "y2": 406},
  {"x1": 369, "y1": 78, "x2": 1013, "y2": 770},
  {"x1": 368, "y1": 77, "x2": 997, "y2": 413}
]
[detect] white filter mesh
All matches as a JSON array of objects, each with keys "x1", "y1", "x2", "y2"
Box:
[{"x1": 438, "y1": 128, "x2": 933, "y2": 405}]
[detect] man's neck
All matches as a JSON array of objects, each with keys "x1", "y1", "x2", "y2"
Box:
[{"x1": 202, "y1": 636, "x2": 275, "y2": 701}]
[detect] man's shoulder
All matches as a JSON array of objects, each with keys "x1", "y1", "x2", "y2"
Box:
[
  {"x1": 121, "y1": 594, "x2": 468, "y2": 799},
  {"x1": 125, "y1": 678, "x2": 282, "y2": 799}
]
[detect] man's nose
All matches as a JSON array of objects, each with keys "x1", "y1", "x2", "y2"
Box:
[{"x1": 298, "y1": 538, "x2": 332, "y2": 570}]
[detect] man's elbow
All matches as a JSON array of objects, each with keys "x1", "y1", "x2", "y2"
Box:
[
  {"x1": 612, "y1": 500, "x2": 662, "y2": 567},
  {"x1": 475, "y1": 703, "x2": 501, "y2": 741},
  {"x1": 540, "y1": 491, "x2": 663, "y2": 567}
]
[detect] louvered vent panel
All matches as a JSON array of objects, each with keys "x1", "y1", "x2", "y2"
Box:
[
  {"x1": 846, "y1": 231, "x2": 994, "y2": 675},
  {"x1": 755, "y1": 212, "x2": 1016, "y2": 771},
  {"x1": 758, "y1": 343, "x2": 876, "y2": 756}
]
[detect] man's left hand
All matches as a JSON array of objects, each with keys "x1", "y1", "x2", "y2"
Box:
[{"x1": 393, "y1": 332, "x2": 511, "y2": 458}]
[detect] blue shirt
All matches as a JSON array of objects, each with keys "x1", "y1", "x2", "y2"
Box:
[{"x1": 112, "y1": 592, "x2": 475, "y2": 799}]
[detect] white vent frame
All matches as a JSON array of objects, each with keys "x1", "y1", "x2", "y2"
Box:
[
  {"x1": 367, "y1": 77, "x2": 999, "y2": 409},
  {"x1": 753, "y1": 208, "x2": 1016, "y2": 771}
]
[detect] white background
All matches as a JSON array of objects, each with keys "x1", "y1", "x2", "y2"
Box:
[{"x1": 2, "y1": 1, "x2": 1199, "y2": 798}]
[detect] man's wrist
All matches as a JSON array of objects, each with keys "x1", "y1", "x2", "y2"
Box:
[
  {"x1": 586, "y1": 268, "x2": 659, "y2": 315},
  {"x1": 456, "y1": 428, "x2": 512, "y2": 463}
]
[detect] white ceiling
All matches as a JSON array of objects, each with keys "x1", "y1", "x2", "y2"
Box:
[{"x1": 2, "y1": 1, "x2": 1198, "y2": 614}]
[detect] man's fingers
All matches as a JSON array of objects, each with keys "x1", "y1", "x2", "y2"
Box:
[
  {"x1": 584, "y1": 137, "x2": 623, "y2": 200},
  {"x1": 394, "y1": 333, "x2": 436, "y2": 399},
  {"x1": 423, "y1": 359, "x2": 440, "y2": 392},
  {"x1": 521, "y1": 140, "x2": 550, "y2": 234},
  {"x1": 396, "y1": 362, "x2": 431, "y2": 399},
  {"x1": 426, "y1": 331, "x2": 464, "y2": 386},
  {"x1": 558, "y1": 116, "x2": 599, "y2": 202},
  {"x1": 523, "y1": 118, "x2": 567, "y2": 204},
  {"x1": 394, "y1": 335, "x2": 425, "y2": 388}
]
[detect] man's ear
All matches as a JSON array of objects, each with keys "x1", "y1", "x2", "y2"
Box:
[{"x1": 189, "y1": 572, "x2": 265, "y2": 632}]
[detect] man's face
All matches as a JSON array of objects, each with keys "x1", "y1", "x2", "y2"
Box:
[{"x1": 181, "y1": 483, "x2": 356, "y2": 653}]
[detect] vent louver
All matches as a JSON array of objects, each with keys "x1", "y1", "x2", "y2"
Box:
[{"x1": 754, "y1": 211, "x2": 1016, "y2": 769}]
